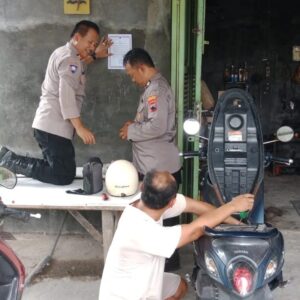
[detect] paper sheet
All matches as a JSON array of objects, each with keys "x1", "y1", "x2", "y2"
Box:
[{"x1": 108, "y1": 34, "x2": 132, "y2": 69}]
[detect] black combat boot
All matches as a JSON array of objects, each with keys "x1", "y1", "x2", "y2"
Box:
[
  {"x1": 0, "y1": 146, "x2": 10, "y2": 161},
  {"x1": 0, "y1": 150, "x2": 35, "y2": 177}
]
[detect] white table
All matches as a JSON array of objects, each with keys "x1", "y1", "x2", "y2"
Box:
[{"x1": 0, "y1": 177, "x2": 140, "y2": 259}]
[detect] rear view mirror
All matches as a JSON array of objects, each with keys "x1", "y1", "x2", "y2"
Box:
[
  {"x1": 0, "y1": 167, "x2": 17, "y2": 189},
  {"x1": 276, "y1": 126, "x2": 294, "y2": 143}
]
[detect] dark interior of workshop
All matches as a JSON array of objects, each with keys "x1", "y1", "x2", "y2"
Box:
[{"x1": 202, "y1": 0, "x2": 300, "y2": 175}]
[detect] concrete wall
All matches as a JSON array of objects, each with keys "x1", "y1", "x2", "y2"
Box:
[
  {"x1": 0, "y1": 0, "x2": 171, "y2": 166},
  {"x1": 0, "y1": 0, "x2": 171, "y2": 233}
]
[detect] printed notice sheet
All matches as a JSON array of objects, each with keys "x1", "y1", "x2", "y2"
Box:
[{"x1": 108, "y1": 34, "x2": 132, "y2": 69}]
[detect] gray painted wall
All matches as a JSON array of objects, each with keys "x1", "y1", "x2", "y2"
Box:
[
  {"x1": 0, "y1": 0, "x2": 171, "y2": 166},
  {"x1": 0, "y1": 0, "x2": 171, "y2": 233}
]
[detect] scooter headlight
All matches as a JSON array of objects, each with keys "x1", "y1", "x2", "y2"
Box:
[
  {"x1": 264, "y1": 257, "x2": 278, "y2": 280},
  {"x1": 204, "y1": 252, "x2": 219, "y2": 278}
]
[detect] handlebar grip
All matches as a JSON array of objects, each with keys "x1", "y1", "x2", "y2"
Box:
[
  {"x1": 2, "y1": 207, "x2": 31, "y2": 222},
  {"x1": 179, "y1": 151, "x2": 202, "y2": 158},
  {"x1": 272, "y1": 157, "x2": 293, "y2": 166}
]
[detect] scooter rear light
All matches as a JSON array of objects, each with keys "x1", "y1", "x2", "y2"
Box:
[{"x1": 232, "y1": 264, "x2": 253, "y2": 296}]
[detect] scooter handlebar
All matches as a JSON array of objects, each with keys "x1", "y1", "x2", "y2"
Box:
[
  {"x1": 180, "y1": 151, "x2": 200, "y2": 157},
  {"x1": 0, "y1": 201, "x2": 40, "y2": 222},
  {"x1": 180, "y1": 151, "x2": 207, "y2": 159},
  {"x1": 2, "y1": 207, "x2": 31, "y2": 221},
  {"x1": 271, "y1": 156, "x2": 293, "y2": 166}
]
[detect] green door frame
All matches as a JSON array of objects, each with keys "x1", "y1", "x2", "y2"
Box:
[{"x1": 171, "y1": 0, "x2": 206, "y2": 199}]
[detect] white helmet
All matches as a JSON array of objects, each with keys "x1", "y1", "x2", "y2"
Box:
[{"x1": 105, "y1": 160, "x2": 139, "y2": 197}]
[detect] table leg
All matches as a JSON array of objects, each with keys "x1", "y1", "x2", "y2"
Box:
[
  {"x1": 102, "y1": 211, "x2": 115, "y2": 260},
  {"x1": 114, "y1": 211, "x2": 122, "y2": 231},
  {"x1": 68, "y1": 210, "x2": 102, "y2": 242}
]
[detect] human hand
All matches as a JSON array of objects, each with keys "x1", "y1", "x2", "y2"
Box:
[
  {"x1": 80, "y1": 55, "x2": 94, "y2": 64},
  {"x1": 124, "y1": 120, "x2": 134, "y2": 127},
  {"x1": 119, "y1": 125, "x2": 128, "y2": 140},
  {"x1": 230, "y1": 194, "x2": 254, "y2": 213},
  {"x1": 94, "y1": 36, "x2": 113, "y2": 59},
  {"x1": 119, "y1": 120, "x2": 134, "y2": 140},
  {"x1": 76, "y1": 126, "x2": 96, "y2": 145}
]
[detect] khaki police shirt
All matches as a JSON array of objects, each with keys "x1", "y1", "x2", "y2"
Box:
[
  {"x1": 32, "y1": 42, "x2": 86, "y2": 140},
  {"x1": 127, "y1": 73, "x2": 181, "y2": 175}
]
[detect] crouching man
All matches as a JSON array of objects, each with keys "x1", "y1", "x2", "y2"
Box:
[{"x1": 99, "y1": 170, "x2": 254, "y2": 300}]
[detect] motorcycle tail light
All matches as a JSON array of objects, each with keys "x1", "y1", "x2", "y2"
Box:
[
  {"x1": 204, "y1": 252, "x2": 219, "y2": 278},
  {"x1": 264, "y1": 257, "x2": 278, "y2": 280},
  {"x1": 232, "y1": 263, "x2": 253, "y2": 296}
]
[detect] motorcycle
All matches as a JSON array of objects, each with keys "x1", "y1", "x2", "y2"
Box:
[
  {"x1": 0, "y1": 166, "x2": 40, "y2": 300},
  {"x1": 182, "y1": 88, "x2": 293, "y2": 299}
]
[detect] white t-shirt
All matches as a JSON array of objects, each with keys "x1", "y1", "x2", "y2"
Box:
[{"x1": 99, "y1": 193, "x2": 186, "y2": 300}]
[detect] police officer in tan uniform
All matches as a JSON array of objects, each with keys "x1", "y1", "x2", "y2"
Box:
[
  {"x1": 120, "y1": 48, "x2": 182, "y2": 270},
  {"x1": 0, "y1": 20, "x2": 112, "y2": 185}
]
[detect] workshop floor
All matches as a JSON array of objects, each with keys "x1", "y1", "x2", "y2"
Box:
[{"x1": 5, "y1": 172, "x2": 300, "y2": 300}]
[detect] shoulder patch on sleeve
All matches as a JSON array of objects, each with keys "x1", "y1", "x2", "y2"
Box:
[{"x1": 147, "y1": 95, "x2": 158, "y2": 112}]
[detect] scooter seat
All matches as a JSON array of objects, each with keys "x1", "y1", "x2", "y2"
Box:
[{"x1": 208, "y1": 88, "x2": 264, "y2": 204}]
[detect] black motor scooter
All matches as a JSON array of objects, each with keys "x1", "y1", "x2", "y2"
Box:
[{"x1": 182, "y1": 88, "x2": 293, "y2": 299}]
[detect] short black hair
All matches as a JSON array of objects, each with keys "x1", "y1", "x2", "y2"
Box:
[
  {"x1": 123, "y1": 48, "x2": 155, "y2": 68},
  {"x1": 70, "y1": 20, "x2": 100, "y2": 38},
  {"x1": 141, "y1": 170, "x2": 177, "y2": 209}
]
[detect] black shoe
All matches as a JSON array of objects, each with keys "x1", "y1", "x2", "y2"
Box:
[
  {"x1": 164, "y1": 250, "x2": 180, "y2": 272},
  {"x1": 0, "y1": 151, "x2": 35, "y2": 177},
  {"x1": 0, "y1": 146, "x2": 10, "y2": 161}
]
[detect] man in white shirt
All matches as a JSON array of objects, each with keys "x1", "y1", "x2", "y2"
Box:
[{"x1": 99, "y1": 170, "x2": 254, "y2": 299}]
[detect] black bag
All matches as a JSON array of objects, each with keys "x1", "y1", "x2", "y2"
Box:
[
  {"x1": 82, "y1": 157, "x2": 103, "y2": 194},
  {"x1": 66, "y1": 157, "x2": 103, "y2": 195}
]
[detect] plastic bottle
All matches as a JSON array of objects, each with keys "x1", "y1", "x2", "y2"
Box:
[
  {"x1": 244, "y1": 62, "x2": 248, "y2": 82},
  {"x1": 238, "y1": 64, "x2": 244, "y2": 82},
  {"x1": 224, "y1": 65, "x2": 230, "y2": 82},
  {"x1": 230, "y1": 64, "x2": 235, "y2": 82}
]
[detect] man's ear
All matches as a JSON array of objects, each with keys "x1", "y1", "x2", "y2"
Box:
[
  {"x1": 139, "y1": 64, "x2": 147, "y2": 74},
  {"x1": 73, "y1": 33, "x2": 81, "y2": 44}
]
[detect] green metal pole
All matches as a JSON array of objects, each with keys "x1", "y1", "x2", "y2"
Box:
[
  {"x1": 171, "y1": 0, "x2": 179, "y2": 95},
  {"x1": 177, "y1": 0, "x2": 186, "y2": 155},
  {"x1": 192, "y1": 0, "x2": 206, "y2": 199},
  {"x1": 171, "y1": 0, "x2": 186, "y2": 195},
  {"x1": 171, "y1": 0, "x2": 186, "y2": 155}
]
